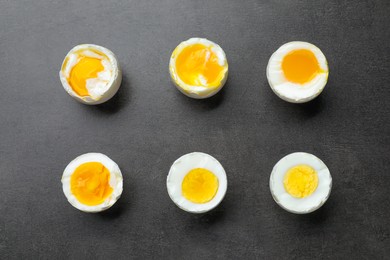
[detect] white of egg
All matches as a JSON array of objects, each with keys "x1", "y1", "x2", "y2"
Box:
[
  {"x1": 62, "y1": 153, "x2": 123, "y2": 213},
  {"x1": 269, "y1": 152, "x2": 332, "y2": 214},
  {"x1": 166, "y1": 152, "x2": 228, "y2": 213},
  {"x1": 267, "y1": 41, "x2": 329, "y2": 103},
  {"x1": 59, "y1": 44, "x2": 122, "y2": 105},
  {"x1": 169, "y1": 38, "x2": 228, "y2": 99}
]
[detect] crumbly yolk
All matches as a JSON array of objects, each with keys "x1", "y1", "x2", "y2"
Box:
[
  {"x1": 69, "y1": 55, "x2": 105, "y2": 96},
  {"x1": 281, "y1": 49, "x2": 320, "y2": 84},
  {"x1": 175, "y1": 44, "x2": 225, "y2": 87},
  {"x1": 284, "y1": 164, "x2": 318, "y2": 198},
  {"x1": 182, "y1": 168, "x2": 219, "y2": 204},
  {"x1": 70, "y1": 162, "x2": 113, "y2": 206}
]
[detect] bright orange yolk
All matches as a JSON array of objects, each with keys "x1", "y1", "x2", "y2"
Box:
[
  {"x1": 70, "y1": 162, "x2": 113, "y2": 206},
  {"x1": 69, "y1": 56, "x2": 104, "y2": 96},
  {"x1": 175, "y1": 44, "x2": 225, "y2": 87},
  {"x1": 182, "y1": 168, "x2": 219, "y2": 204},
  {"x1": 281, "y1": 49, "x2": 320, "y2": 84}
]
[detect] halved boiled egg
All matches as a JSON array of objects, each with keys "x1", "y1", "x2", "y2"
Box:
[
  {"x1": 169, "y1": 38, "x2": 228, "y2": 99},
  {"x1": 269, "y1": 152, "x2": 332, "y2": 214},
  {"x1": 59, "y1": 44, "x2": 122, "y2": 104},
  {"x1": 62, "y1": 153, "x2": 123, "y2": 212},
  {"x1": 267, "y1": 41, "x2": 329, "y2": 103},
  {"x1": 167, "y1": 152, "x2": 227, "y2": 213}
]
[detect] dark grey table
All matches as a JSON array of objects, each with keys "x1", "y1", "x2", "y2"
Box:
[{"x1": 1, "y1": 0, "x2": 389, "y2": 259}]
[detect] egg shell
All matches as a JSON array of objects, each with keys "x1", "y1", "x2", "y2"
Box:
[
  {"x1": 62, "y1": 153, "x2": 123, "y2": 213},
  {"x1": 266, "y1": 41, "x2": 329, "y2": 103},
  {"x1": 169, "y1": 38, "x2": 228, "y2": 99},
  {"x1": 167, "y1": 152, "x2": 228, "y2": 213},
  {"x1": 269, "y1": 152, "x2": 332, "y2": 214},
  {"x1": 59, "y1": 44, "x2": 122, "y2": 105}
]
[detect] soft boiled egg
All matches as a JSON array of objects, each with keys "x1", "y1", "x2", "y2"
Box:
[
  {"x1": 59, "y1": 44, "x2": 122, "y2": 104},
  {"x1": 267, "y1": 41, "x2": 329, "y2": 103},
  {"x1": 269, "y1": 152, "x2": 332, "y2": 214},
  {"x1": 167, "y1": 152, "x2": 227, "y2": 213},
  {"x1": 169, "y1": 38, "x2": 228, "y2": 99},
  {"x1": 62, "y1": 153, "x2": 123, "y2": 212}
]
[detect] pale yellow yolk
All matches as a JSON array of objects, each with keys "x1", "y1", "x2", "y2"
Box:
[
  {"x1": 70, "y1": 162, "x2": 113, "y2": 206},
  {"x1": 68, "y1": 55, "x2": 105, "y2": 96},
  {"x1": 284, "y1": 164, "x2": 318, "y2": 198},
  {"x1": 282, "y1": 49, "x2": 320, "y2": 84},
  {"x1": 175, "y1": 44, "x2": 225, "y2": 87},
  {"x1": 182, "y1": 168, "x2": 219, "y2": 204}
]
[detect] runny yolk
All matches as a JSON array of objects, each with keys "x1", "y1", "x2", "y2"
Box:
[
  {"x1": 281, "y1": 49, "x2": 320, "y2": 84},
  {"x1": 70, "y1": 162, "x2": 113, "y2": 206},
  {"x1": 69, "y1": 56, "x2": 104, "y2": 96},
  {"x1": 182, "y1": 168, "x2": 219, "y2": 204},
  {"x1": 175, "y1": 44, "x2": 226, "y2": 87},
  {"x1": 284, "y1": 164, "x2": 318, "y2": 198}
]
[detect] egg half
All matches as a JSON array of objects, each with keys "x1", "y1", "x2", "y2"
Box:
[
  {"x1": 169, "y1": 38, "x2": 228, "y2": 99},
  {"x1": 167, "y1": 152, "x2": 227, "y2": 213},
  {"x1": 62, "y1": 153, "x2": 123, "y2": 212},
  {"x1": 267, "y1": 41, "x2": 329, "y2": 103},
  {"x1": 59, "y1": 44, "x2": 122, "y2": 105},
  {"x1": 269, "y1": 152, "x2": 332, "y2": 214}
]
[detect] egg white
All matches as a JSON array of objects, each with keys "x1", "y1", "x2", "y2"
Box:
[
  {"x1": 169, "y1": 38, "x2": 228, "y2": 99},
  {"x1": 166, "y1": 152, "x2": 228, "y2": 213},
  {"x1": 267, "y1": 41, "x2": 329, "y2": 103},
  {"x1": 269, "y1": 152, "x2": 332, "y2": 214},
  {"x1": 62, "y1": 153, "x2": 123, "y2": 213},
  {"x1": 59, "y1": 44, "x2": 122, "y2": 105}
]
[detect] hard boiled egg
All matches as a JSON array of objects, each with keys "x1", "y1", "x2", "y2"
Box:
[
  {"x1": 59, "y1": 44, "x2": 122, "y2": 105},
  {"x1": 169, "y1": 38, "x2": 228, "y2": 99},
  {"x1": 267, "y1": 41, "x2": 329, "y2": 103},
  {"x1": 269, "y1": 152, "x2": 332, "y2": 214},
  {"x1": 62, "y1": 153, "x2": 123, "y2": 212},
  {"x1": 167, "y1": 152, "x2": 227, "y2": 213}
]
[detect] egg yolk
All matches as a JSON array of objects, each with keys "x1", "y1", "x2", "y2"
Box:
[
  {"x1": 175, "y1": 44, "x2": 226, "y2": 87},
  {"x1": 281, "y1": 49, "x2": 320, "y2": 84},
  {"x1": 182, "y1": 168, "x2": 219, "y2": 204},
  {"x1": 284, "y1": 164, "x2": 318, "y2": 198},
  {"x1": 68, "y1": 54, "x2": 105, "y2": 96},
  {"x1": 70, "y1": 162, "x2": 113, "y2": 206}
]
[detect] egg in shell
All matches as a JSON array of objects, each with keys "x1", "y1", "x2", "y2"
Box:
[
  {"x1": 267, "y1": 41, "x2": 329, "y2": 103},
  {"x1": 59, "y1": 44, "x2": 122, "y2": 105},
  {"x1": 62, "y1": 153, "x2": 123, "y2": 212},
  {"x1": 169, "y1": 38, "x2": 228, "y2": 99},
  {"x1": 269, "y1": 152, "x2": 332, "y2": 214},
  {"x1": 167, "y1": 152, "x2": 227, "y2": 213}
]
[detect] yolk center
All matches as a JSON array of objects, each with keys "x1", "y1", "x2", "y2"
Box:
[
  {"x1": 281, "y1": 49, "x2": 320, "y2": 84},
  {"x1": 175, "y1": 44, "x2": 225, "y2": 87},
  {"x1": 70, "y1": 162, "x2": 113, "y2": 206},
  {"x1": 69, "y1": 56, "x2": 104, "y2": 96},
  {"x1": 283, "y1": 164, "x2": 318, "y2": 198},
  {"x1": 182, "y1": 168, "x2": 219, "y2": 204}
]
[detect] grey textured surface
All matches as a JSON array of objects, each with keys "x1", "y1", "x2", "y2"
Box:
[{"x1": 1, "y1": 0, "x2": 389, "y2": 259}]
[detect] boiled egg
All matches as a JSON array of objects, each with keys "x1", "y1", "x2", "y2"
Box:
[
  {"x1": 62, "y1": 153, "x2": 123, "y2": 212},
  {"x1": 269, "y1": 152, "x2": 332, "y2": 214},
  {"x1": 169, "y1": 38, "x2": 228, "y2": 99},
  {"x1": 167, "y1": 152, "x2": 227, "y2": 213},
  {"x1": 59, "y1": 44, "x2": 122, "y2": 104},
  {"x1": 267, "y1": 41, "x2": 329, "y2": 103}
]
